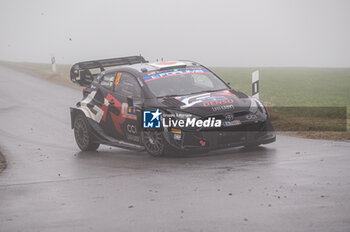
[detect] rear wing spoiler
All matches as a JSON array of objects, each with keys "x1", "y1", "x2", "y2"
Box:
[{"x1": 70, "y1": 56, "x2": 147, "y2": 86}]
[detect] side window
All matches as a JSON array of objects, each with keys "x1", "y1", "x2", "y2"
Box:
[
  {"x1": 114, "y1": 72, "x2": 142, "y2": 98},
  {"x1": 100, "y1": 72, "x2": 116, "y2": 89}
]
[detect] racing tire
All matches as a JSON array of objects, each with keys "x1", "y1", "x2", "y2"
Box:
[
  {"x1": 141, "y1": 130, "x2": 174, "y2": 157},
  {"x1": 73, "y1": 114, "x2": 100, "y2": 151}
]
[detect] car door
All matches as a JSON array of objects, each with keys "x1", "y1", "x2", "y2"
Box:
[
  {"x1": 94, "y1": 71, "x2": 125, "y2": 139},
  {"x1": 110, "y1": 72, "x2": 143, "y2": 144}
]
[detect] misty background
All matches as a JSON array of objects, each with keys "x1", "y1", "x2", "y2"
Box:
[{"x1": 0, "y1": 0, "x2": 349, "y2": 67}]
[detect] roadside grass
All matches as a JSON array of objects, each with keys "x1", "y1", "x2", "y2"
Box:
[
  {"x1": 211, "y1": 67, "x2": 350, "y2": 107},
  {"x1": 0, "y1": 61, "x2": 73, "y2": 88},
  {"x1": 1, "y1": 61, "x2": 349, "y2": 140},
  {"x1": 211, "y1": 67, "x2": 350, "y2": 140}
]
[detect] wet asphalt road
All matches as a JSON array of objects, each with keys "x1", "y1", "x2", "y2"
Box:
[{"x1": 0, "y1": 66, "x2": 350, "y2": 232}]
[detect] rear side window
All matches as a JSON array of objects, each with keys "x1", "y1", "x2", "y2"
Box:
[
  {"x1": 100, "y1": 72, "x2": 116, "y2": 89},
  {"x1": 114, "y1": 72, "x2": 142, "y2": 98}
]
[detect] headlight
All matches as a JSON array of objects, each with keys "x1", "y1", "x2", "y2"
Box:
[
  {"x1": 249, "y1": 98, "x2": 258, "y2": 114},
  {"x1": 255, "y1": 99, "x2": 267, "y2": 115},
  {"x1": 249, "y1": 98, "x2": 267, "y2": 115}
]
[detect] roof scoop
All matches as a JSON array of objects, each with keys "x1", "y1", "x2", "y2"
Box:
[{"x1": 149, "y1": 61, "x2": 187, "y2": 71}]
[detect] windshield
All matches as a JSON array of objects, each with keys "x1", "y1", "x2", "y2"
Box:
[{"x1": 143, "y1": 68, "x2": 229, "y2": 97}]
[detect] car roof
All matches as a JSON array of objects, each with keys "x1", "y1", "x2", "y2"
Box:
[{"x1": 105, "y1": 60, "x2": 204, "y2": 77}]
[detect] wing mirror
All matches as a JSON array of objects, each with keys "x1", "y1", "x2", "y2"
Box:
[{"x1": 127, "y1": 96, "x2": 133, "y2": 107}]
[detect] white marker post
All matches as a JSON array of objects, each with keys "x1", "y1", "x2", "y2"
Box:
[
  {"x1": 252, "y1": 70, "x2": 259, "y2": 99},
  {"x1": 51, "y1": 56, "x2": 56, "y2": 73}
]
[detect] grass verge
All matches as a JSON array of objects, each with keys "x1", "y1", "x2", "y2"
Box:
[{"x1": 0, "y1": 61, "x2": 77, "y2": 89}]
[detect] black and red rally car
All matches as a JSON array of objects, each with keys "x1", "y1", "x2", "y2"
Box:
[{"x1": 70, "y1": 56, "x2": 276, "y2": 156}]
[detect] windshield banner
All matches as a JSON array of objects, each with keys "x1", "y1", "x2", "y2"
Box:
[{"x1": 143, "y1": 69, "x2": 211, "y2": 82}]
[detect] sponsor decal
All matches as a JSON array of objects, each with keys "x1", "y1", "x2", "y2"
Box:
[
  {"x1": 114, "y1": 72, "x2": 122, "y2": 85},
  {"x1": 108, "y1": 77, "x2": 114, "y2": 87},
  {"x1": 100, "y1": 94, "x2": 126, "y2": 135},
  {"x1": 143, "y1": 69, "x2": 211, "y2": 82},
  {"x1": 216, "y1": 90, "x2": 236, "y2": 97},
  {"x1": 176, "y1": 91, "x2": 235, "y2": 109},
  {"x1": 177, "y1": 93, "x2": 211, "y2": 109},
  {"x1": 126, "y1": 123, "x2": 140, "y2": 142},
  {"x1": 79, "y1": 91, "x2": 104, "y2": 122},
  {"x1": 121, "y1": 103, "x2": 137, "y2": 120},
  {"x1": 128, "y1": 106, "x2": 136, "y2": 115},
  {"x1": 202, "y1": 99, "x2": 234, "y2": 107},
  {"x1": 202, "y1": 95, "x2": 227, "y2": 104},
  {"x1": 223, "y1": 120, "x2": 241, "y2": 127},
  {"x1": 212, "y1": 104, "x2": 235, "y2": 112},
  {"x1": 102, "y1": 94, "x2": 125, "y2": 135},
  {"x1": 127, "y1": 124, "x2": 137, "y2": 134},
  {"x1": 100, "y1": 96, "x2": 137, "y2": 134},
  {"x1": 173, "y1": 133, "x2": 181, "y2": 140}
]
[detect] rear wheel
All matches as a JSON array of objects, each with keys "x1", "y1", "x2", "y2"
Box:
[
  {"x1": 142, "y1": 130, "x2": 173, "y2": 157},
  {"x1": 73, "y1": 114, "x2": 100, "y2": 151}
]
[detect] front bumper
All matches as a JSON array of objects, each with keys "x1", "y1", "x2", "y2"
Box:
[{"x1": 163, "y1": 120, "x2": 276, "y2": 150}]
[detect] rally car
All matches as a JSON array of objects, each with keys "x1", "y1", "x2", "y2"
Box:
[{"x1": 70, "y1": 56, "x2": 276, "y2": 156}]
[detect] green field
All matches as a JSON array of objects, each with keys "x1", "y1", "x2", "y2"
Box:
[
  {"x1": 1, "y1": 62, "x2": 349, "y2": 139},
  {"x1": 212, "y1": 67, "x2": 350, "y2": 139},
  {"x1": 211, "y1": 67, "x2": 350, "y2": 107}
]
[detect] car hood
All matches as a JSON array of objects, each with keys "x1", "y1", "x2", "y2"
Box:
[{"x1": 158, "y1": 89, "x2": 252, "y2": 117}]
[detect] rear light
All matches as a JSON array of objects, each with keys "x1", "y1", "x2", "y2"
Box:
[{"x1": 82, "y1": 88, "x2": 88, "y2": 94}]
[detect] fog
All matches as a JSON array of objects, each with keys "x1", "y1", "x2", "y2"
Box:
[{"x1": 0, "y1": 0, "x2": 349, "y2": 66}]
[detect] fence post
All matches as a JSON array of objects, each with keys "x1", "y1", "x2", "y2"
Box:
[
  {"x1": 252, "y1": 70, "x2": 259, "y2": 99},
  {"x1": 51, "y1": 56, "x2": 56, "y2": 73}
]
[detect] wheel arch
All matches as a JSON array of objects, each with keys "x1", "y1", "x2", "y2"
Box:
[{"x1": 70, "y1": 107, "x2": 89, "y2": 129}]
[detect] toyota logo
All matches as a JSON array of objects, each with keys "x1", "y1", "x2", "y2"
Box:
[{"x1": 224, "y1": 114, "x2": 234, "y2": 121}]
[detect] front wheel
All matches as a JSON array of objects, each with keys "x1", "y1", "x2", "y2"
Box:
[
  {"x1": 73, "y1": 114, "x2": 100, "y2": 151},
  {"x1": 141, "y1": 130, "x2": 174, "y2": 157}
]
